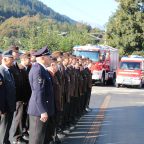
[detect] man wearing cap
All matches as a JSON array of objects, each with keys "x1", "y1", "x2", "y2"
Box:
[
  {"x1": 0, "y1": 50, "x2": 6, "y2": 120},
  {"x1": 9, "y1": 45, "x2": 27, "y2": 144},
  {"x1": 28, "y1": 46, "x2": 55, "y2": 144},
  {"x1": 0, "y1": 50, "x2": 16, "y2": 144}
]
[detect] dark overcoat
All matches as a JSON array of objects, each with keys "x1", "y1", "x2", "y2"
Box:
[
  {"x1": 28, "y1": 63, "x2": 55, "y2": 117},
  {"x1": 0, "y1": 73, "x2": 6, "y2": 113},
  {"x1": 10, "y1": 63, "x2": 24, "y2": 102},
  {"x1": 0, "y1": 65, "x2": 16, "y2": 112}
]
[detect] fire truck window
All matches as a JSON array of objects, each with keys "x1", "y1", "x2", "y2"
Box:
[
  {"x1": 128, "y1": 63, "x2": 134, "y2": 70},
  {"x1": 73, "y1": 51, "x2": 99, "y2": 62},
  {"x1": 120, "y1": 62, "x2": 140, "y2": 70},
  {"x1": 100, "y1": 54, "x2": 105, "y2": 62},
  {"x1": 134, "y1": 63, "x2": 140, "y2": 70},
  {"x1": 121, "y1": 63, "x2": 128, "y2": 69}
]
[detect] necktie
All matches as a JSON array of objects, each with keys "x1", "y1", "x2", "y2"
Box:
[{"x1": 8, "y1": 69, "x2": 14, "y2": 83}]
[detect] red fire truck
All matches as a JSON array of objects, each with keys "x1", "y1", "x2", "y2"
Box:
[
  {"x1": 116, "y1": 55, "x2": 144, "y2": 88},
  {"x1": 73, "y1": 44, "x2": 119, "y2": 85}
]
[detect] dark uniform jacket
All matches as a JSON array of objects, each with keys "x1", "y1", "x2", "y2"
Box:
[
  {"x1": 0, "y1": 73, "x2": 6, "y2": 113},
  {"x1": 85, "y1": 67, "x2": 92, "y2": 89},
  {"x1": 74, "y1": 68, "x2": 80, "y2": 97},
  {"x1": 79, "y1": 69, "x2": 84, "y2": 96},
  {"x1": 19, "y1": 64, "x2": 31, "y2": 103},
  {"x1": 57, "y1": 64, "x2": 65, "y2": 110},
  {"x1": 10, "y1": 62, "x2": 24, "y2": 102},
  {"x1": 28, "y1": 63, "x2": 55, "y2": 117},
  {"x1": 0, "y1": 65, "x2": 16, "y2": 112},
  {"x1": 63, "y1": 66, "x2": 71, "y2": 103},
  {"x1": 68, "y1": 65, "x2": 75, "y2": 97},
  {"x1": 49, "y1": 71, "x2": 62, "y2": 112},
  {"x1": 82, "y1": 68, "x2": 88, "y2": 93}
]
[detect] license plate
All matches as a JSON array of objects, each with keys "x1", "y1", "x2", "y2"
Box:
[{"x1": 124, "y1": 79, "x2": 131, "y2": 84}]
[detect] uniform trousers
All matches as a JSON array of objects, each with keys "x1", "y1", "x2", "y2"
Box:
[
  {"x1": 29, "y1": 115, "x2": 48, "y2": 144},
  {"x1": 82, "y1": 92, "x2": 87, "y2": 110},
  {"x1": 69, "y1": 98, "x2": 75, "y2": 123},
  {"x1": 62, "y1": 102, "x2": 70, "y2": 129},
  {"x1": 85, "y1": 88, "x2": 91, "y2": 108},
  {"x1": 54, "y1": 111, "x2": 63, "y2": 133},
  {"x1": 44, "y1": 116, "x2": 55, "y2": 144},
  {"x1": 10, "y1": 101, "x2": 23, "y2": 141},
  {"x1": 75, "y1": 97, "x2": 80, "y2": 117},
  {"x1": 22, "y1": 103, "x2": 29, "y2": 132},
  {"x1": 0, "y1": 112, "x2": 14, "y2": 144}
]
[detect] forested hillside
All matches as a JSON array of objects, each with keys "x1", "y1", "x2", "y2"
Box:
[
  {"x1": 0, "y1": 15, "x2": 104, "y2": 51},
  {"x1": 0, "y1": 0, "x2": 76, "y2": 24},
  {"x1": 0, "y1": 0, "x2": 104, "y2": 52}
]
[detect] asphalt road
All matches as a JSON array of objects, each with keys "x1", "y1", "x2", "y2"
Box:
[{"x1": 63, "y1": 86, "x2": 144, "y2": 144}]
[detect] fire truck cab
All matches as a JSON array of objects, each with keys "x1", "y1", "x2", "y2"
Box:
[
  {"x1": 73, "y1": 44, "x2": 119, "y2": 85},
  {"x1": 116, "y1": 55, "x2": 144, "y2": 88}
]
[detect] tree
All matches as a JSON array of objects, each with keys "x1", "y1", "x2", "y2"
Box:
[
  {"x1": 0, "y1": 15, "x2": 103, "y2": 51},
  {"x1": 106, "y1": 0, "x2": 144, "y2": 56}
]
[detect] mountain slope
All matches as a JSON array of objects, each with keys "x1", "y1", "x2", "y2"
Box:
[{"x1": 0, "y1": 0, "x2": 76, "y2": 24}]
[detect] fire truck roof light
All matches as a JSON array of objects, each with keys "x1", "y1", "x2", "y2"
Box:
[
  {"x1": 121, "y1": 56, "x2": 144, "y2": 61},
  {"x1": 73, "y1": 44, "x2": 118, "y2": 52}
]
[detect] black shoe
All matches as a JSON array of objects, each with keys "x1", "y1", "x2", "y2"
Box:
[
  {"x1": 23, "y1": 131, "x2": 29, "y2": 141},
  {"x1": 23, "y1": 135, "x2": 29, "y2": 141},
  {"x1": 4, "y1": 140, "x2": 11, "y2": 144},
  {"x1": 55, "y1": 137, "x2": 62, "y2": 144},
  {"x1": 57, "y1": 133, "x2": 66, "y2": 139},
  {"x1": 13, "y1": 137, "x2": 28, "y2": 144}
]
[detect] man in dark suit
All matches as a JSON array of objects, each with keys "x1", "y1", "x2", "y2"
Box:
[
  {"x1": 0, "y1": 73, "x2": 6, "y2": 116},
  {"x1": 0, "y1": 50, "x2": 16, "y2": 144},
  {"x1": 62, "y1": 56, "x2": 71, "y2": 133},
  {"x1": 47, "y1": 57, "x2": 62, "y2": 143},
  {"x1": 0, "y1": 52, "x2": 5, "y2": 114},
  {"x1": 9, "y1": 46, "x2": 27, "y2": 144},
  {"x1": 28, "y1": 46, "x2": 55, "y2": 144},
  {"x1": 19, "y1": 53, "x2": 32, "y2": 140}
]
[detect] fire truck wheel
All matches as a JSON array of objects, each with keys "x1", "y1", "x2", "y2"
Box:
[
  {"x1": 116, "y1": 83, "x2": 120, "y2": 88},
  {"x1": 112, "y1": 73, "x2": 116, "y2": 86},
  {"x1": 101, "y1": 73, "x2": 105, "y2": 86}
]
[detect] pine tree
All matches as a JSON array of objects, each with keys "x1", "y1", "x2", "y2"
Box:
[{"x1": 106, "y1": 0, "x2": 144, "y2": 55}]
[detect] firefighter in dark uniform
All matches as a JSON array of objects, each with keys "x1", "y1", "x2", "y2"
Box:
[
  {"x1": 73, "y1": 61, "x2": 81, "y2": 119},
  {"x1": 51, "y1": 51, "x2": 66, "y2": 139},
  {"x1": 85, "y1": 60, "x2": 92, "y2": 111},
  {"x1": 46, "y1": 57, "x2": 62, "y2": 143},
  {"x1": 0, "y1": 50, "x2": 16, "y2": 144},
  {"x1": 19, "y1": 53, "x2": 32, "y2": 140},
  {"x1": 79, "y1": 60, "x2": 86, "y2": 113},
  {"x1": 68, "y1": 56, "x2": 77, "y2": 125},
  {"x1": 62, "y1": 56, "x2": 71, "y2": 132},
  {"x1": 9, "y1": 46, "x2": 27, "y2": 144},
  {"x1": 27, "y1": 46, "x2": 55, "y2": 144},
  {"x1": 0, "y1": 51, "x2": 5, "y2": 115},
  {"x1": 0, "y1": 73, "x2": 5, "y2": 116},
  {"x1": 75, "y1": 62, "x2": 83, "y2": 115}
]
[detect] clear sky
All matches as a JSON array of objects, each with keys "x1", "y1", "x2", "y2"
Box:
[{"x1": 40, "y1": 0, "x2": 118, "y2": 29}]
